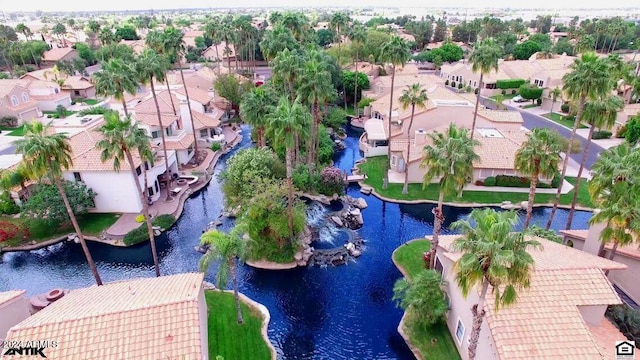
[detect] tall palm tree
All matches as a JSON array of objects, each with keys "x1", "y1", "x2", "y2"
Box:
[
  {"x1": 135, "y1": 49, "x2": 174, "y2": 201},
  {"x1": 199, "y1": 228, "x2": 248, "y2": 324},
  {"x1": 565, "y1": 95, "x2": 624, "y2": 229},
  {"x1": 15, "y1": 23, "x2": 33, "y2": 40},
  {"x1": 240, "y1": 85, "x2": 277, "y2": 148},
  {"x1": 421, "y1": 124, "x2": 479, "y2": 269},
  {"x1": 93, "y1": 58, "x2": 137, "y2": 117},
  {"x1": 204, "y1": 19, "x2": 223, "y2": 73},
  {"x1": 589, "y1": 144, "x2": 640, "y2": 265},
  {"x1": 514, "y1": 128, "x2": 565, "y2": 228},
  {"x1": 548, "y1": 87, "x2": 562, "y2": 116},
  {"x1": 546, "y1": 52, "x2": 614, "y2": 229},
  {"x1": 97, "y1": 112, "x2": 160, "y2": 277},
  {"x1": 468, "y1": 39, "x2": 502, "y2": 140},
  {"x1": 330, "y1": 12, "x2": 350, "y2": 109},
  {"x1": 399, "y1": 84, "x2": 428, "y2": 194},
  {"x1": 298, "y1": 49, "x2": 335, "y2": 167},
  {"x1": 380, "y1": 36, "x2": 411, "y2": 189},
  {"x1": 451, "y1": 208, "x2": 541, "y2": 360},
  {"x1": 145, "y1": 30, "x2": 177, "y2": 116},
  {"x1": 267, "y1": 97, "x2": 308, "y2": 241},
  {"x1": 162, "y1": 27, "x2": 200, "y2": 165},
  {"x1": 15, "y1": 121, "x2": 103, "y2": 285},
  {"x1": 350, "y1": 24, "x2": 367, "y2": 115},
  {"x1": 259, "y1": 24, "x2": 298, "y2": 62},
  {"x1": 271, "y1": 48, "x2": 302, "y2": 101}
]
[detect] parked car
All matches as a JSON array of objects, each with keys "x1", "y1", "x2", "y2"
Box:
[{"x1": 512, "y1": 95, "x2": 528, "y2": 103}]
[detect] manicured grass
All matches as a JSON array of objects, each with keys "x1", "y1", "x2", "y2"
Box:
[
  {"x1": 358, "y1": 156, "x2": 593, "y2": 208},
  {"x1": 543, "y1": 112, "x2": 588, "y2": 129},
  {"x1": 393, "y1": 240, "x2": 462, "y2": 360},
  {"x1": 490, "y1": 93, "x2": 518, "y2": 100},
  {"x1": 206, "y1": 290, "x2": 271, "y2": 360},
  {"x1": 0, "y1": 125, "x2": 24, "y2": 136},
  {"x1": 43, "y1": 110, "x2": 76, "y2": 118},
  {"x1": 522, "y1": 103, "x2": 540, "y2": 109},
  {"x1": 82, "y1": 99, "x2": 99, "y2": 105},
  {"x1": 79, "y1": 213, "x2": 119, "y2": 236}
]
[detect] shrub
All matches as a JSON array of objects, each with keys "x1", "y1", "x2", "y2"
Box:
[
  {"x1": 211, "y1": 142, "x2": 222, "y2": 152},
  {"x1": 625, "y1": 116, "x2": 640, "y2": 146},
  {"x1": 0, "y1": 220, "x2": 30, "y2": 243},
  {"x1": 501, "y1": 89, "x2": 507, "y2": 95},
  {"x1": 457, "y1": 83, "x2": 463, "y2": 89},
  {"x1": 606, "y1": 304, "x2": 640, "y2": 344},
  {"x1": 154, "y1": 214, "x2": 176, "y2": 229},
  {"x1": 378, "y1": 67, "x2": 387, "y2": 76},
  {"x1": 123, "y1": 214, "x2": 176, "y2": 246},
  {"x1": 0, "y1": 116, "x2": 18, "y2": 127},
  {"x1": 551, "y1": 172, "x2": 561, "y2": 188},
  {"x1": 358, "y1": 97, "x2": 375, "y2": 108},
  {"x1": 616, "y1": 125, "x2": 627, "y2": 138},
  {"x1": 292, "y1": 164, "x2": 320, "y2": 193},
  {"x1": 77, "y1": 106, "x2": 109, "y2": 116},
  {"x1": 474, "y1": 180, "x2": 484, "y2": 186},
  {"x1": 450, "y1": 81, "x2": 456, "y2": 88},
  {"x1": 511, "y1": 89, "x2": 517, "y2": 95},
  {"x1": 0, "y1": 192, "x2": 19, "y2": 215},
  {"x1": 465, "y1": 86, "x2": 472, "y2": 93},
  {"x1": 495, "y1": 175, "x2": 531, "y2": 188},
  {"x1": 135, "y1": 214, "x2": 145, "y2": 223},
  {"x1": 592, "y1": 130, "x2": 612, "y2": 140},
  {"x1": 474, "y1": 88, "x2": 479, "y2": 95},
  {"x1": 317, "y1": 167, "x2": 347, "y2": 196},
  {"x1": 496, "y1": 79, "x2": 526, "y2": 89},
  {"x1": 484, "y1": 176, "x2": 496, "y2": 186},
  {"x1": 560, "y1": 102, "x2": 570, "y2": 113},
  {"x1": 519, "y1": 83, "x2": 544, "y2": 102},
  {"x1": 445, "y1": 79, "x2": 450, "y2": 86},
  {"x1": 536, "y1": 98, "x2": 542, "y2": 105}
]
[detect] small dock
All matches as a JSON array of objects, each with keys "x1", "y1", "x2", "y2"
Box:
[{"x1": 347, "y1": 175, "x2": 366, "y2": 183}]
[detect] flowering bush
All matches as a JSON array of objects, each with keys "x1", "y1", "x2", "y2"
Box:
[
  {"x1": 0, "y1": 220, "x2": 30, "y2": 243},
  {"x1": 135, "y1": 214, "x2": 146, "y2": 223},
  {"x1": 318, "y1": 167, "x2": 347, "y2": 196}
]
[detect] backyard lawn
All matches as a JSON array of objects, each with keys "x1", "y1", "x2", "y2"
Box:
[
  {"x1": 82, "y1": 99, "x2": 99, "y2": 105},
  {"x1": 358, "y1": 156, "x2": 593, "y2": 208},
  {"x1": 393, "y1": 240, "x2": 462, "y2": 360},
  {"x1": 206, "y1": 290, "x2": 272, "y2": 360},
  {"x1": 490, "y1": 93, "x2": 518, "y2": 100},
  {"x1": 0, "y1": 125, "x2": 25, "y2": 136},
  {"x1": 543, "y1": 112, "x2": 587, "y2": 129}
]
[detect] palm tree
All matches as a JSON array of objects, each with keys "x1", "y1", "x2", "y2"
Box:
[
  {"x1": 268, "y1": 97, "x2": 308, "y2": 241},
  {"x1": 204, "y1": 20, "x2": 223, "y2": 73},
  {"x1": 240, "y1": 86, "x2": 276, "y2": 148},
  {"x1": 93, "y1": 58, "x2": 137, "y2": 117},
  {"x1": 199, "y1": 228, "x2": 248, "y2": 324},
  {"x1": 589, "y1": 144, "x2": 640, "y2": 265},
  {"x1": 271, "y1": 48, "x2": 302, "y2": 101},
  {"x1": 494, "y1": 94, "x2": 505, "y2": 110},
  {"x1": 468, "y1": 39, "x2": 502, "y2": 140},
  {"x1": 145, "y1": 30, "x2": 178, "y2": 116},
  {"x1": 15, "y1": 23, "x2": 33, "y2": 40},
  {"x1": 514, "y1": 128, "x2": 565, "y2": 228},
  {"x1": 162, "y1": 27, "x2": 200, "y2": 165},
  {"x1": 349, "y1": 24, "x2": 367, "y2": 115},
  {"x1": 421, "y1": 124, "x2": 479, "y2": 269},
  {"x1": 15, "y1": 121, "x2": 103, "y2": 285},
  {"x1": 565, "y1": 95, "x2": 624, "y2": 229},
  {"x1": 399, "y1": 84, "x2": 428, "y2": 194},
  {"x1": 546, "y1": 52, "x2": 614, "y2": 229},
  {"x1": 549, "y1": 87, "x2": 562, "y2": 115},
  {"x1": 380, "y1": 36, "x2": 411, "y2": 189},
  {"x1": 0, "y1": 162, "x2": 33, "y2": 200},
  {"x1": 451, "y1": 208, "x2": 541, "y2": 360},
  {"x1": 97, "y1": 112, "x2": 160, "y2": 277},
  {"x1": 260, "y1": 24, "x2": 298, "y2": 62},
  {"x1": 135, "y1": 49, "x2": 174, "y2": 201},
  {"x1": 330, "y1": 12, "x2": 350, "y2": 109}
]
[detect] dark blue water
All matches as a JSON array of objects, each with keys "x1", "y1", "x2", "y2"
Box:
[{"x1": 0, "y1": 125, "x2": 592, "y2": 360}]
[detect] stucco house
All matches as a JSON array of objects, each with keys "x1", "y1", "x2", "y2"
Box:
[
  {"x1": 1, "y1": 78, "x2": 71, "y2": 112},
  {"x1": 434, "y1": 234, "x2": 628, "y2": 360},
  {"x1": 119, "y1": 39, "x2": 146, "y2": 54},
  {"x1": 0, "y1": 273, "x2": 208, "y2": 360},
  {"x1": 615, "y1": 103, "x2": 640, "y2": 132},
  {"x1": 561, "y1": 223, "x2": 640, "y2": 309},
  {"x1": 360, "y1": 85, "x2": 533, "y2": 184},
  {"x1": 134, "y1": 91, "x2": 195, "y2": 166},
  {"x1": 0, "y1": 83, "x2": 41, "y2": 124},
  {"x1": 61, "y1": 76, "x2": 96, "y2": 99},
  {"x1": 0, "y1": 290, "x2": 31, "y2": 341},
  {"x1": 41, "y1": 48, "x2": 78, "y2": 68}
]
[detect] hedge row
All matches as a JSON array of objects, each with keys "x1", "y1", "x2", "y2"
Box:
[
  {"x1": 480, "y1": 174, "x2": 559, "y2": 188},
  {"x1": 496, "y1": 79, "x2": 526, "y2": 89}
]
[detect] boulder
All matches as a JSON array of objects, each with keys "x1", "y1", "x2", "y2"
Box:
[
  {"x1": 332, "y1": 193, "x2": 339, "y2": 201},
  {"x1": 296, "y1": 259, "x2": 307, "y2": 266},
  {"x1": 360, "y1": 186, "x2": 372, "y2": 195},
  {"x1": 520, "y1": 201, "x2": 529, "y2": 209},
  {"x1": 354, "y1": 198, "x2": 368, "y2": 209},
  {"x1": 294, "y1": 252, "x2": 303, "y2": 261},
  {"x1": 331, "y1": 216, "x2": 344, "y2": 227},
  {"x1": 302, "y1": 252, "x2": 312, "y2": 262},
  {"x1": 214, "y1": 220, "x2": 223, "y2": 226},
  {"x1": 350, "y1": 208, "x2": 361, "y2": 216},
  {"x1": 154, "y1": 230, "x2": 161, "y2": 236},
  {"x1": 351, "y1": 249, "x2": 362, "y2": 257},
  {"x1": 355, "y1": 214, "x2": 364, "y2": 226},
  {"x1": 67, "y1": 233, "x2": 77, "y2": 241},
  {"x1": 345, "y1": 242, "x2": 355, "y2": 252}
]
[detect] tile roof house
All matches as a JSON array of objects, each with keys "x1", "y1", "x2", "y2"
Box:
[
  {"x1": 41, "y1": 48, "x2": 79, "y2": 67},
  {"x1": 0, "y1": 83, "x2": 41, "y2": 124},
  {"x1": 561, "y1": 221, "x2": 640, "y2": 309},
  {"x1": 0, "y1": 290, "x2": 31, "y2": 341},
  {"x1": 433, "y1": 235, "x2": 628, "y2": 360},
  {"x1": 21, "y1": 69, "x2": 96, "y2": 100},
  {"x1": 0, "y1": 273, "x2": 208, "y2": 360}
]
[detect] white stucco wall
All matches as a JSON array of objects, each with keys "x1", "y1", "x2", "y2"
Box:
[
  {"x1": 0, "y1": 296, "x2": 31, "y2": 340},
  {"x1": 198, "y1": 289, "x2": 209, "y2": 360},
  {"x1": 38, "y1": 96, "x2": 72, "y2": 112},
  {"x1": 62, "y1": 171, "x2": 142, "y2": 213}
]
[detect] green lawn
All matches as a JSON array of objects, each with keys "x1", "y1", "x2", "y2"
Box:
[
  {"x1": 543, "y1": 112, "x2": 587, "y2": 129},
  {"x1": 0, "y1": 125, "x2": 24, "y2": 136},
  {"x1": 490, "y1": 93, "x2": 518, "y2": 100},
  {"x1": 0, "y1": 213, "x2": 119, "y2": 248},
  {"x1": 393, "y1": 240, "x2": 462, "y2": 360},
  {"x1": 522, "y1": 103, "x2": 540, "y2": 109},
  {"x1": 82, "y1": 99, "x2": 99, "y2": 105},
  {"x1": 206, "y1": 290, "x2": 272, "y2": 360},
  {"x1": 358, "y1": 156, "x2": 593, "y2": 208}
]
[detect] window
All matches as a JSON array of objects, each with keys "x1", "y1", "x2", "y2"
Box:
[
  {"x1": 22, "y1": 93, "x2": 29, "y2": 102},
  {"x1": 144, "y1": 161, "x2": 149, "y2": 171},
  {"x1": 397, "y1": 158, "x2": 405, "y2": 172},
  {"x1": 151, "y1": 130, "x2": 161, "y2": 139},
  {"x1": 154, "y1": 181, "x2": 159, "y2": 194},
  {"x1": 11, "y1": 96, "x2": 18, "y2": 106},
  {"x1": 435, "y1": 257, "x2": 443, "y2": 275},
  {"x1": 200, "y1": 129, "x2": 208, "y2": 138},
  {"x1": 74, "y1": 90, "x2": 80, "y2": 96},
  {"x1": 166, "y1": 127, "x2": 173, "y2": 136},
  {"x1": 534, "y1": 79, "x2": 544, "y2": 87},
  {"x1": 390, "y1": 155, "x2": 397, "y2": 166},
  {"x1": 455, "y1": 319, "x2": 465, "y2": 343},
  {"x1": 147, "y1": 186, "x2": 154, "y2": 196},
  {"x1": 444, "y1": 292, "x2": 451, "y2": 308},
  {"x1": 485, "y1": 83, "x2": 497, "y2": 89},
  {"x1": 73, "y1": 172, "x2": 82, "y2": 182},
  {"x1": 54, "y1": 88, "x2": 59, "y2": 94},
  {"x1": 136, "y1": 166, "x2": 142, "y2": 176},
  {"x1": 187, "y1": 145, "x2": 194, "y2": 155}
]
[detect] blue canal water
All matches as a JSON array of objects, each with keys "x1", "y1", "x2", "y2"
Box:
[{"x1": 0, "y1": 125, "x2": 592, "y2": 360}]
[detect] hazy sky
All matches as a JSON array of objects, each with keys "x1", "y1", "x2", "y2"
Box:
[{"x1": 2, "y1": 0, "x2": 635, "y2": 12}]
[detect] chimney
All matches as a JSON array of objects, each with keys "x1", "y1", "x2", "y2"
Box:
[{"x1": 414, "y1": 129, "x2": 428, "y2": 146}]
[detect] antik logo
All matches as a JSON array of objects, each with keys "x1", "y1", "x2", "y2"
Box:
[
  {"x1": 3, "y1": 347, "x2": 47, "y2": 358},
  {"x1": 616, "y1": 341, "x2": 636, "y2": 360}
]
